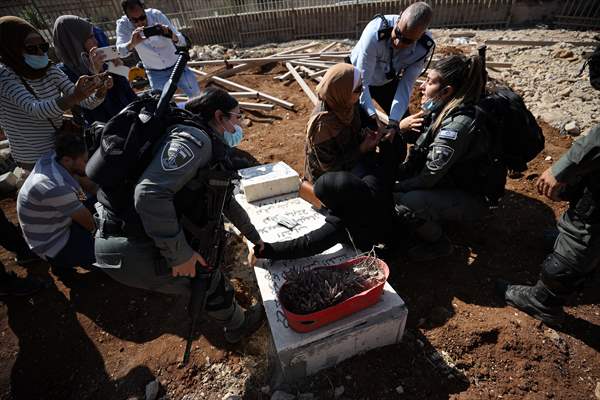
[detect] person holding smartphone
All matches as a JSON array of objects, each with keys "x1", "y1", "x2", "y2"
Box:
[
  {"x1": 0, "y1": 16, "x2": 105, "y2": 170},
  {"x1": 115, "y1": 0, "x2": 200, "y2": 98},
  {"x1": 53, "y1": 15, "x2": 137, "y2": 124}
]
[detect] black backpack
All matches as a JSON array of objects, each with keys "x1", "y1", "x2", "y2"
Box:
[
  {"x1": 86, "y1": 92, "x2": 199, "y2": 188},
  {"x1": 476, "y1": 85, "x2": 545, "y2": 173}
]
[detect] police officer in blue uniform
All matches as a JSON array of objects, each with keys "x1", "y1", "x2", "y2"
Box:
[{"x1": 351, "y1": 2, "x2": 434, "y2": 137}]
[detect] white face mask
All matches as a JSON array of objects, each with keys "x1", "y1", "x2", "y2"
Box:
[{"x1": 223, "y1": 124, "x2": 244, "y2": 147}]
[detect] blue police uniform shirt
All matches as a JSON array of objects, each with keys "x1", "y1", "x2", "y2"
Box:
[{"x1": 351, "y1": 14, "x2": 434, "y2": 122}]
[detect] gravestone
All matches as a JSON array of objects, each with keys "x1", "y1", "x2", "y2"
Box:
[{"x1": 235, "y1": 163, "x2": 407, "y2": 383}]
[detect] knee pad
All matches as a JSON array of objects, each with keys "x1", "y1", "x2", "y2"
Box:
[{"x1": 540, "y1": 252, "x2": 586, "y2": 295}]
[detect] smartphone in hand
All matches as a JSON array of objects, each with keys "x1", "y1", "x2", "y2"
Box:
[
  {"x1": 143, "y1": 25, "x2": 164, "y2": 38},
  {"x1": 95, "y1": 45, "x2": 119, "y2": 61}
]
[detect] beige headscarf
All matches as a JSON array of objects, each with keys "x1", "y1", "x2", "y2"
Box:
[{"x1": 315, "y1": 63, "x2": 358, "y2": 125}]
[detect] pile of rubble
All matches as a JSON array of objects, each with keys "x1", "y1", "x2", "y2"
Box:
[{"x1": 434, "y1": 28, "x2": 599, "y2": 135}]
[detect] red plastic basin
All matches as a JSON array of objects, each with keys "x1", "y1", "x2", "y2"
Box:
[{"x1": 278, "y1": 256, "x2": 390, "y2": 333}]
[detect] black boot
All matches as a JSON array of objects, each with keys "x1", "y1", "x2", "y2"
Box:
[
  {"x1": 224, "y1": 303, "x2": 265, "y2": 344},
  {"x1": 496, "y1": 280, "x2": 565, "y2": 327}
]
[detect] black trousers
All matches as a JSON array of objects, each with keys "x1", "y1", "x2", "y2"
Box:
[
  {"x1": 0, "y1": 208, "x2": 31, "y2": 280},
  {"x1": 369, "y1": 79, "x2": 400, "y2": 117},
  {"x1": 0, "y1": 208, "x2": 29, "y2": 255},
  {"x1": 370, "y1": 79, "x2": 413, "y2": 118}
]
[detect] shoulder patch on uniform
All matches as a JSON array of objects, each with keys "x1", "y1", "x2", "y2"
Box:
[
  {"x1": 438, "y1": 129, "x2": 458, "y2": 140},
  {"x1": 161, "y1": 141, "x2": 195, "y2": 171},
  {"x1": 427, "y1": 144, "x2": 455, "y2": 171}
]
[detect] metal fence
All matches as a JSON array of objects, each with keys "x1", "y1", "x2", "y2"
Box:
[
  {"x1": 556, "y1": 0, "x2": 600, "y2": 29},
  {"x1": 0, "y1": 0, "x2": 597, "y2": 47}
]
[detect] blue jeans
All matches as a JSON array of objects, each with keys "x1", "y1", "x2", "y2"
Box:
[
  {"x1": 48, "y1": 223, "x2": 96, "y2": 268},
  {"x1": 146, "y1": 65, "x2": 201, "y2": 98}
]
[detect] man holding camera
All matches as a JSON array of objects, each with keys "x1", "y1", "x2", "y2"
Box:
[
  {"x1": 351, "y1": 2, "x2": 434, "y2": 139},
  {"x1": 116, "y1": 0, "x2": 200, "y2": 98}
]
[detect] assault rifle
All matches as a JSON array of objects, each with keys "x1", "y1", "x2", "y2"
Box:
[{"x1": 181, "y1": 170, "x2": 237, "y2": 366}]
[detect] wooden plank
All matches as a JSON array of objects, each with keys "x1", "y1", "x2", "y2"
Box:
[
  {"x1": 309, "y1": 68, "x2": 329, "y2": 78},
  {"x1": 290, "y1": 60, "x2": 337, "y2": 69},
  {"x1": 319, "y1": 41, "x2": 338, "y2": 53},
  {"x1": 285, "y1": 62, "x2": 319, "y2": 106},
  {"x1": 214, "y1": 41, "x2": 320, "y2": 80},
  {"x1": 448, "y1": 31, "x2": 477, "y2": 37},
  {"x1": 319, "y1": 54, "x2": 350, "y2": 61},
  {"x1": 228, "y1": 91, "x2": 260, "y2": 99},
  {"x1": 188, "y1": 54, "x2": 314, "y2": 67},
  {"x1": 275, "y1": 66, "x2": 298, "y2": 81},
  {"x1": 238, "y1": 102, "x2": 275, "y2": 111},
  {"x1": 299, "y1": 66, "x2": 317, "y2": 77},
  {"x1": 189, "y1": 68, "x2": 295, "y2": 110},
  {"x1": 485, "y1": 39, "x2": 598, "y2": 47}
]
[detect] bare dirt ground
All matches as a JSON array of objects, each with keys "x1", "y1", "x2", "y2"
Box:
[{"x1": 1, "y1": 38, "x2": 599, "y2": 400}]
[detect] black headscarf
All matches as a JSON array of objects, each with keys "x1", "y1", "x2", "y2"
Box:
[{"x1": 0, "y1": 16, "x2": 50, "y2": 79}]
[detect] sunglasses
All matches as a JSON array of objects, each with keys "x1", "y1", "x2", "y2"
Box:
[
  {"x1": 228, "y1": 110, "x2": 244, "y2": 118},
  {"x1": 129, "y1": 14, "x2": 147, "y2": 23},
  {"x1": 24, "y1": 42, "x2": 50, "y2": 54},
  {"x1": 393, "y1": 26, "x2": 417, "y2": 45}
]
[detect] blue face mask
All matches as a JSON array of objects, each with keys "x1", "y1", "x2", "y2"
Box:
[
  {"x1": 223, "y1": 124, "x2": 244, "y2": 147},
  {"x1": 421, "y1": 87, "x2": 450, "y2": 116},
  {"x1": 23, "y1": 53, "x2": 49, "y2": 70},
  {"x1": 421, "y1": 99, "x2": 442, "y2": 116}
]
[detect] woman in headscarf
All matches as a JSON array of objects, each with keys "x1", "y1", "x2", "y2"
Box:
[
  {"x1": 0, "y1": 16, "x2": 106, "y2": 170},
  {"x1": 53, "y1": 15, "x2": 137, "y2": 124},
  {"x1": 304, "y1": 63, "x2": 380, "y2": 183}
]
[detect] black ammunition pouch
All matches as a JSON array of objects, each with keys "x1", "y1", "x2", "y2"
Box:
[{"x1": 572, "y1": 188, "x2": 599, "y2": 223}]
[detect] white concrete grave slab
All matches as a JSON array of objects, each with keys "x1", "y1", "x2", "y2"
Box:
[
  {"x1": 238, "y1": 161, "x2": 300, "y2": 202},
  {"x1": 235, "y1": 163, "x2": 408, "y2": 383}
]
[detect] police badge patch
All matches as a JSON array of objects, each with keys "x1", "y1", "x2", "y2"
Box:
[
  {"x1": 161, "y1": 141, "x2": 195, "y2": 171},
  {"x1": 427, "y1": 144, "x2": 455, "y2": 171}
]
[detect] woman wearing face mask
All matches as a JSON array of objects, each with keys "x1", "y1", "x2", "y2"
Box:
[
  {"x1": 53, "y1": 15, "x2": 137, "y2": 124},
  {"x1": 394, "y1": 54, "x2": 503, "y2": 262},
  {"x1": 0, "y1": 16, "x2": 106, "y2": 170},
  {"x1": 185, "y1": 87, "x2": 250, "y2": 168}
]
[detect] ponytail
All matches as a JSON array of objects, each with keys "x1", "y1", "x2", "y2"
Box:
[{"x1": 430, "y1": 55, "x2": 484, "y2": 133}]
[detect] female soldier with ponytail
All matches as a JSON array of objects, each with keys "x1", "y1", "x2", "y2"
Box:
[{"x1": 393, "y1": 54, "x2": 504, "y2": 261}]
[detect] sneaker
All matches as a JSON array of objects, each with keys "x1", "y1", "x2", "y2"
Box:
[
  {"x1": 0, "y1": 273, "x2": 42, "y2": 297},
  {"x1": 224, "y1": 303, "x2": 265, "y2": 344},
  {"x1": 496, "y1": 279, "x2": 565, "y2": 328},
  {"x1": 407, "y1": 235, "x2": 453, "y2": 262}
]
